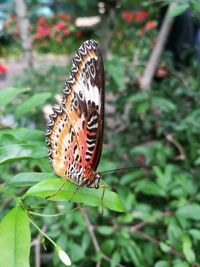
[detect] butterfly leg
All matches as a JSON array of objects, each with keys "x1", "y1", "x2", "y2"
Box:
[
  {"x1": 101, "y1": 185, "x2": 106, "y2": 215},
  {"x1": 45, "y1": 179, "x2": 68, "y2": 200},
  {"x1": 68, "y1": 185, "x2": 80, "y2": 202},
  {"x1": 88, "y1": 183, "x2": 106, "y2": 214}
]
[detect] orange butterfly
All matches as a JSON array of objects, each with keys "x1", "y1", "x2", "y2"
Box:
[{"x1": 46, "y1": 40, "x2": 104, "y2": 189}]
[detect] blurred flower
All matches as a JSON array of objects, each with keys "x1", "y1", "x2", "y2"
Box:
[
  {"x1": 75, "y1": 16, "x2": 100, "y2": 27},
  {"x1": 37, "y1": 16, "x2": 47, "y2": 26},
  {"x1": 59, "y1": 12, "x2": 71, "y2": 21},
  {"x1": 36, "y1": 25, "x2": 51, "y2": 38},
  {"x1": 56, "y1": 35, "x2": 62, "y2": 43},
  {"x1": 144, "y1": 20, "x2": 156, "y2": 30},
  {"x1": 135, "y1": 155, "x2": 146, "y2": 165},
  {"x1": 54, "y1": 21, "x2": 65, "y2": 31},
  {"x1": 57, "y1": 247, "x2": 71, "y2": 266},
  {"x1": 0, "y1": 64, "x2": 8, "y2": 74},
  {"x1": 121, "y1": 11, "x2": 134, "y2": 23},
  {"x1": 76, "y1": 30, "x2": 83, "y2": 39},
  {"x1": 63, "y1": 27, "x2": 70, "y2": 36},
  {"x1": 139, "y1": 29, "x2": 145, "y2": 36},
  {"x1": 135, "y1": 10, "x2": 148, "y2": 22}
]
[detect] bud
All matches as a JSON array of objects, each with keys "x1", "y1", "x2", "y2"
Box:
[{"x1": 57, "y1": 247, "x2": 71, "y2": 266}]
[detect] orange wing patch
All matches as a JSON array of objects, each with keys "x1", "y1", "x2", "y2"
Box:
[{"x1": 46, "y1": 40, "x2": 104, "y2": 187}]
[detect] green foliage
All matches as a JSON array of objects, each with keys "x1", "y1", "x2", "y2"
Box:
[
  {"x1": 1, "y1": 1, "x2": 200, "y2": 266},
  {"x1": 25, "y1": 178, "x2": 124, "y2": 212},
  {"x1": 0, "y1": 206, "x2": 31, "y2": 267}
]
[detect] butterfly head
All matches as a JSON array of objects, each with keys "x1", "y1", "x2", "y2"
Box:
[
  {"x1": 93, "y1": 172, "x2": 102, "y2": 189},
  {"x1": 85, "y1": 171, "x2": 102, "y2": 189}
]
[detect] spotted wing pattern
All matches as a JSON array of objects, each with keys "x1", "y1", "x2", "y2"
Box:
[{"x1": 45, "y1": 40, "x2": 104, "y2": 187}]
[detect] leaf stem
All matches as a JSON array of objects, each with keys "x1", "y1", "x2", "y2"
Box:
[{"x1": 29, "y1": 216, "x2": 57, "y2": 248}]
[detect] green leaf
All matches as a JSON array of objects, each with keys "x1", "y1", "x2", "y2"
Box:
[
  {"x1": 8, "y1": 172, "x2": 56, "y2": 187},
  {"x1": 0, "y1": 206, "x2": 31, "y2": 267},
  {"x1": 176, "y1": 203, "x2": 200, "y2": 220},
  {"x1": 169, "y1": 4, "x2": 189, "y2": 18},
  {"x1": 128, "y1": 92, "x2": 149, "y2": 103},
  {"x1": 173, "y1": 260, "x2": 190, "y2": 267},
  {"x1": 174, "y1": 109, "x2": 200, "y2": 132},
  {"x1": 155, "y1": 260, "x2": 170, "y2": 267},
  {"x1": 182, "y1": 234, "x2": 195, "y2": 263},
  {"x1": 136, "y1": 101, "x2": 150, "y2": 114},
  {"x1": 126, "y1": 241, "x2": 143, "y2": 266},
  {"x1": 69, "y1": 242, "x2": 85, "y2": 262},
  {"x1": 24, "y1": 178, "x2": 125, "y2": 212},
  {"x1": 120, "y1": 171, "x2": 142, "y2": 185},
  {"x1": 135, "y1": 181, "x2": 165, "y2": 196},
  {"x1": 160, "y1": 242, "x2": 170, "y2": 253},
  {"x1": 101, "y1": 240, "x2": 115, "y2": 255},
  {"x1": 188, "y1": 229, "x2": 200, "y2": 240},
  {"x1": 106, "y1": 57, "x2": 125, "y2": 89},
  {"x1": 154, "y1": 165, "x2": 173, "y2": 189},
  {"x1": 152, "y1": 97, "x2": 176, "y2": 113},
  {"x1": 111, "y1": 252, "x2": 121, "y2": 267},
  {"x1": 0, "y1": 128, "x2": 44, "y2": 143},
  {"x1": 15, "y1": 92, "x2": 52, "y2": 119},
  {"x1": 0, "y1": 144, "x2": 47, "y2": 165},
  {"x1": 97, "y1": 226, "x2": 113, "y2": 236},
  {"x1": 0, "y1": 87, "x2": 30, "y2": 108}
]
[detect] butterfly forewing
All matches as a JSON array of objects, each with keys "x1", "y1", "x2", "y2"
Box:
[{"x1": 46, "y1": 40, "x2": 104, "y2": 187}]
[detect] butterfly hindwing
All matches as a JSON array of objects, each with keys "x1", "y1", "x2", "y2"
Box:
[{"x1": 46, "y1": 40, "x2": 104, "y2": 186}]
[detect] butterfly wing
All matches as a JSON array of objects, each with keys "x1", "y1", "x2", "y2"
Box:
[{"x1": 46, "y1": 40, "x2": 104, "y2": 186}]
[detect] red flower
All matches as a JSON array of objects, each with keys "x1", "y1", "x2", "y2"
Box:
[
  {"x1": 0, "y1": 64, "x2": 8, "y2": 74},
  {"x1": 36, "y1": 26, "x2": 51, "y2": 37},
  {"x1": 135, "y1": 10, "x2": 148, "y2": 22},
  {"x1": 135, "y1": 155, "x2": 146, "y2": 165},
  {"x1": 37, "y1": 16, "x2": 46, "y2": 26},
  {"x1": 121, "y1": 11, "x2": 134, "y2": 23},
  {"x1": 144, "y1": 20, "x2": 156, "y2": 30},
  {"x1": 63, "y1": 27, "x2": 70, "y2": 36},
  {"x1": 56, "y1": 35, "x2": 62, "y2": 43},
  {"x1": 139, "y1": 28, "x2": 145, "y2": 36},
  {"x1": 76, "y1": 30, "x2": 83, "y2": 39},
  {"x1": 54, "y1": 21, "x2": 65, "y2": 31},
  {"x1": 59, "y1": 13, "x2": 71, "y2": 21}
]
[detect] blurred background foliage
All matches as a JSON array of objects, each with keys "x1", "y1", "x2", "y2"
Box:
[{"x1": 1, "y1": 0, "x2": 200, "y2": 266}]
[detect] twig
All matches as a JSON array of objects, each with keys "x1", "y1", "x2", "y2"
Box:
[
  {"x1": 139, "y1": 3, "x2": 177, "y2": 90},
  {"x1": 169, "y1": 69, "x2": 189, "y2": 88},
  {"x1": 134, "y1": 230, "x2": 186, "y2": 259},
  {"x1": 165, "y1": 133, "x2": 186, "y2": 160},
  {"x1": 132, "y1": 226, "x2": 200, "y2": 265},
  {"x1": 129, "y1": 211, "x2": 199, "y2": 262},
  {"x1": 80, "y1": 207, "x2": 125, "y2": 267},
  {"x1": 31, "y1": 225, "x2": 48, "y2": 267},
  {"x1": 81, "y1": 208, "x2": 100, "y2": 251},
  {"x1": 130, "y1": 211, "x2": 173, "y2": 232}
]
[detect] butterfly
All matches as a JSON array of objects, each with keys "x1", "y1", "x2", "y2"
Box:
[{"x1": 45, "y1": 40, "x2": 104, "y2": 190}]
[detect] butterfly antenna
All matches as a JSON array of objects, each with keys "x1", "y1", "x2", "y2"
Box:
[{"x1": 100, "y1": 163, "x2": 158, "y2": 174}]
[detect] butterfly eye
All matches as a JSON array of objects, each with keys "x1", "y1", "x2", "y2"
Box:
[{"x1": 95, "y1": 172, "x2": 102, "y2": 180}]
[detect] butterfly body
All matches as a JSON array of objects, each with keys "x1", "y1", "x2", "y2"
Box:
[{"x1": 46, "y1": 40, "x2": 104, "y2": 188}]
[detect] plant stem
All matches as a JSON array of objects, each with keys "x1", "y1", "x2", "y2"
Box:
[{"x1": 29, "y1": 216, "x2": 57, "y2": 248}]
